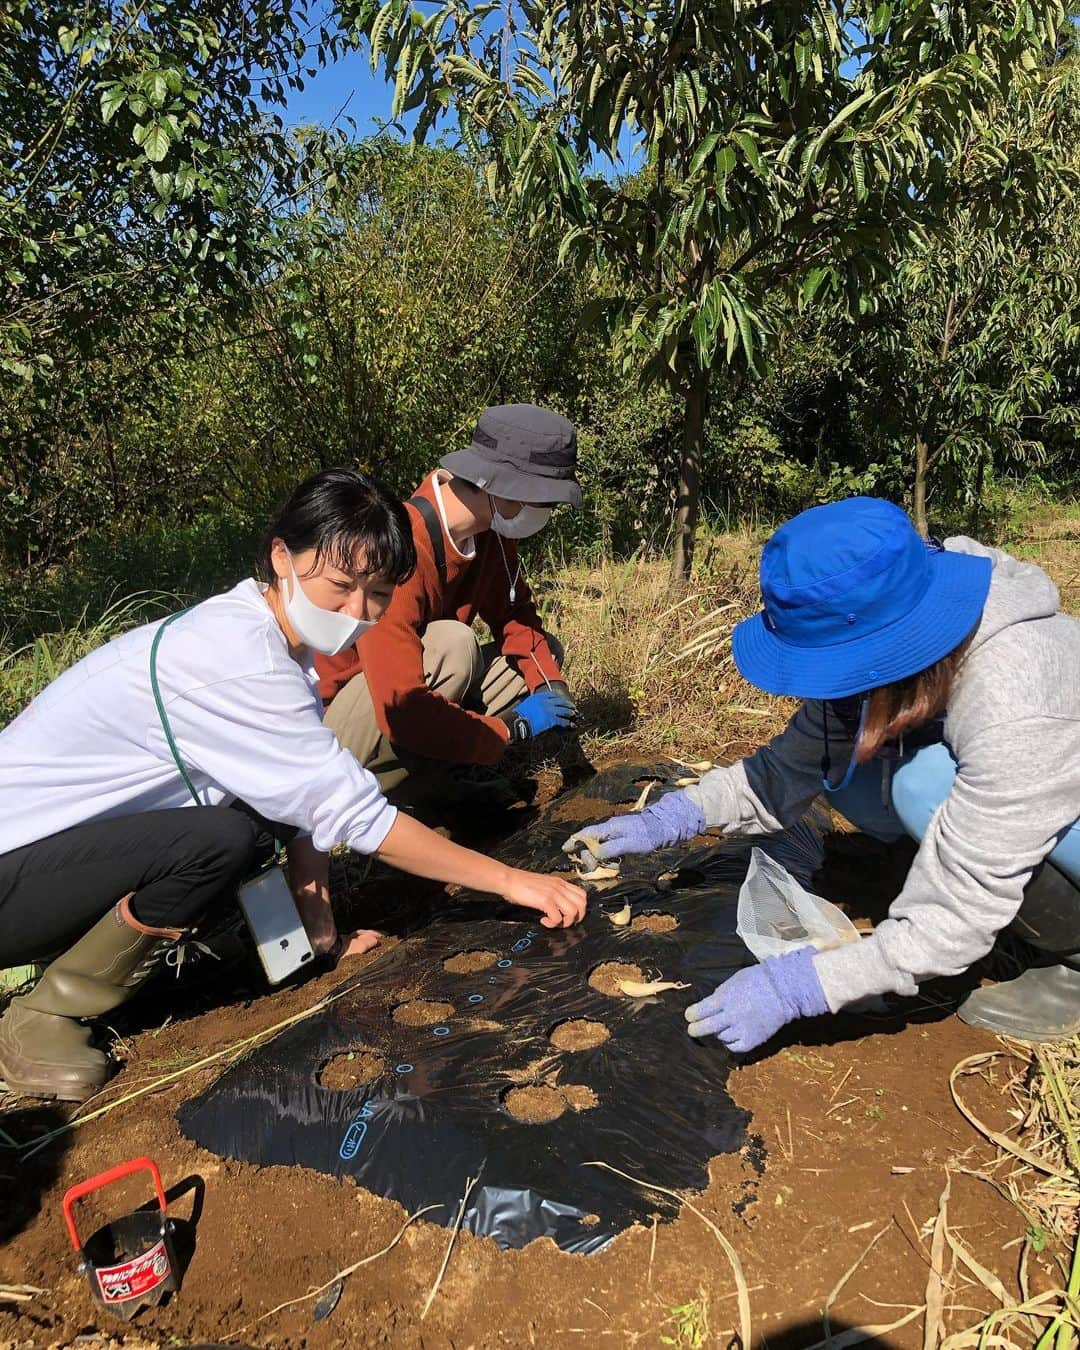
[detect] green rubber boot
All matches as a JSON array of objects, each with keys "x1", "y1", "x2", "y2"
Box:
[
  {"x1": 0, "y1": 897, "x2": 181, "y2": 1102},
  {"x1": 958, "y1": 964, "x2": 1080, "y2": 1042},
  {"x1": 958, "y1": 862, "x2": 1080, "y2": 1042}
]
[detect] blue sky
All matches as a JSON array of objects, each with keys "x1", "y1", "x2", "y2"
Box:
[
  {"x1": 284, "y1": 47, "x2": 404, "y2": 136},
  {"x1": 281, "y1": 45, "x2": 643, "y2": 172}
]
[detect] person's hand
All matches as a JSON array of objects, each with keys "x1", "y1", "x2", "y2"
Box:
[
  {"x1": 684, "y1": 947, "x2": 829, "y2": 1053},
  {"x1": 502, "y1": 869, "x2": 587, "y2": 927},
  {"x1": 503, "y1": 687, "x2": 576, "y2": 741},
  {"x1": 548, "y1": 681, "x2": 577, "y2": 715},
  {"x1": 292, "y1": 874, "x2": 379, "y2": 962},
  {"x1": 327, "y1": 929, "x2": 382, "y2": 962},
  {"x1": 562, "y1": 790, "x2": 707, "y2": 870}
]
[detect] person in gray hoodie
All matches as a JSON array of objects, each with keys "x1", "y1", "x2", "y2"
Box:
[{"x1": 564, "y1": 497, "x2": 1080, "y2": 1052}]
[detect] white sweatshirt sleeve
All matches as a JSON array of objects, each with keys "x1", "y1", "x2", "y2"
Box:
[
  {"x1": 685, "y1": 700, "x2": 853, "y2": 834},
  {"x1": 157, "y1": 671, "x2": 397, "y2": 856}
]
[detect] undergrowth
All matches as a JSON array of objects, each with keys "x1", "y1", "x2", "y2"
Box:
[
  {"x1": 944, "y1": 1037, "x2": 1080, "y2": 1348},
  {"x1": 0, "y1": 591, "x2": 174, "y2": 728}
]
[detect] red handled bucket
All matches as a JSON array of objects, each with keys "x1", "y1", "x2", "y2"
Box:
[{"x1": 62, "y1": 1157, "x2": 178, "y2": 1319}]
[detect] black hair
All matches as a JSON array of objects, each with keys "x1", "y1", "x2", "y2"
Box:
[{"x1": 259, "y1": 467, "x2": 416, "y2": 586}]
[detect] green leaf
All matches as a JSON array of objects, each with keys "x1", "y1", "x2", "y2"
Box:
[
  {"x1": 58, "y1": 25, "x2": 78, "y2": 56},
  {"x1": 99, "y1": 83, "x2": 126, "y2": 124},
  {"x1": 140, "y1": 122, "x2": 171, "y2": 162},
  {"x1": 174, "y1": 163, "x2": 197, "y2": 197},
  {"x1": 689, "y1": 132, "x2": 721, "y2": 177},
  {"x1": 370, "y1": 1, "x2": 395, "y2": 68},
  {"x1": 800, "y1": 86, "x2": 877, "y2": 184},
  {"x1": 852, "y1": 142, "x2": 867, "y2": 200},
  {"x1": 802, "y1": 266, "x2": 829, "y2": 302},
  {"x1": 443, "y1": 54, "x2": 492, "y2": 84},
  {"x1": 732, "y1": 131, "x2": 762, "y2": 174},
  {"x1": 144, "y1": 70, "x2": 168, "y2": 108},
  {"x1": 608, "y1": 69, "x2": 633, "y2": 139}
]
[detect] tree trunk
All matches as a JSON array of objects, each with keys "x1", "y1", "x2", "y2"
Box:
[
  {"x1": 912, "y1": 433, "x2": 929, "y2": 537},
  {"x1": 670, "y1": 366, "x2": 709, "y2": 588},
  {"x1": 970, "y1": 454, "x2": 986, "y2": 536}
]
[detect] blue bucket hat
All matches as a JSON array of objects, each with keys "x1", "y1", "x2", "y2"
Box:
[{"x1": 732, "y1": 498, "x2": 992, "y2": 700}]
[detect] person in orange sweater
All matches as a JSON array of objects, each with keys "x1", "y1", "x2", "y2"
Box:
[{"x1": 317, "y1": 404, "x2": 580, "y2": 805}]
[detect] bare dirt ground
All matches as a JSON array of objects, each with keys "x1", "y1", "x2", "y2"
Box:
[{"x1": 0, "y1": 767, "x2": 1067, "y2": 1349}]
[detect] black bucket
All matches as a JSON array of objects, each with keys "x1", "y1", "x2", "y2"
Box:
[{"x1": 63, "y1": 1157, "x2": 178, "y2": 1319}]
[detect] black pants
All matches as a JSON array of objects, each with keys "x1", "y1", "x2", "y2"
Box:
[{"x1": 0, "y1": 805, "x2": 291, "y2": 966}]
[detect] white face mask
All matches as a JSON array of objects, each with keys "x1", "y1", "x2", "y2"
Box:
[
  {"x1": 283, "y1": 556, "x2": 372, "y2": 655},
  {"x1": 489, "y1": 500, "x2": 552, "y2": 539}
]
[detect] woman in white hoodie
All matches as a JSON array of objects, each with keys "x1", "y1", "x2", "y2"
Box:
[
  {"x1": 0, "y1": 468, "x2": 585, "y2": 1102},
  {"x1": 567, "y1": 497, "x2": 1080, "y2": 1051}
]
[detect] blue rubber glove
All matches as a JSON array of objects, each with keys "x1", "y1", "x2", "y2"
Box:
[
  {"x1": 504, "y1": 688, "x2": 576, "y2": 741},
  {"x1": 685, "y1": 947, "x2": 829, "y2": 1053},
  {"x1": 562, "y1": 790, "x2": 707, "y2": 870}
]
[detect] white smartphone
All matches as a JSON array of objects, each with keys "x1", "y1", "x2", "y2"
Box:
[{"x1": 237, "y1": 865, "x2": 315, "y2": 985}]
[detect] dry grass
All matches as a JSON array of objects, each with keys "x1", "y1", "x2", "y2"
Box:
[
  {"x1": 938, "y1": 1037, "x2": 1080, "y2": 1348},
  {"x1": 1007, "y1": 502, "x2": 1080, "y2": 616},
  {"x1": 537, "y1": 506, "x2": 1080, "y2": 768},
  {"x1": 539, "y1": 529, "x2": 794, "y2": 761}
]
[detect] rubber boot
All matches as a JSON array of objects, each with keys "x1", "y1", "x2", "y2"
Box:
[
  {"x1": 0, "y1": 896, "x2": 181, "y2": 1102},
  {"x1": 958, "y1": 862, "x2": 1080, "y2": 1042}
]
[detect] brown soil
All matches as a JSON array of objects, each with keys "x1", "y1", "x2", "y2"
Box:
[
  {"x1": 503, "y1": 1084, "x2": 567, "y2": 1123},
  {"x1": 391, "y1": 998, "x2": 454, "y2": 1027},
  {"x1": 318, "y1": 1048, "x2": 386, "y2": 1092},
  {"x1": 503, "y1": 1082, "x2": 597, "y2": 1123},
  {"x1": 588, "y1": 960, "x2": 645, "y2": 996},
  {"x1": 560, "y1": 1084, "x2": 598, "y2": 1112},
  {"x1": 630, "y1": 912, "x2": 678, "y2": 933},
  {"x1": 549, "y1": 1018, "x2": 611, "y2": 1051},
  {"x1": 443, "y1": 949, "x2": 499, "y2": 974},
  {"x1": 0, "y1": 807, "x2": 1049, "y2": 1350}
]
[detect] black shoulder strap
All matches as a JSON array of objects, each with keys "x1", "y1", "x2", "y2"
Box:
[{"x1": 409, "y1": 495, "x2": 447, "y2": 587}]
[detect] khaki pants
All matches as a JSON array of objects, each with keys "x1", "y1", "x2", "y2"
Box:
[{"x1": 323, "y1": 620, "x2": 564, "y2": 790}]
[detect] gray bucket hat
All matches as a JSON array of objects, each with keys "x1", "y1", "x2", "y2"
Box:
[{"x1": 440, "y1": 404, "x2": 582, "y2": 507}]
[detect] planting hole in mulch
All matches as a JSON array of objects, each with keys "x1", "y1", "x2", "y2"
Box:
[
  {"x1": 318, "y1": 1048, "x2": 386, "y2": 1092},
  {"x1": 391, "y1": 998, "x2": 454, "y2": 1027},
  {"x1": 561, "y1": 1084, "x2": 598, "y2": 1112},
  {"x1": 588, "y1": 961, "x2": 645, "y2": 997},
  {"x1": 549, "y1": 1018, "x2": 611, "y2": 1051},
  {"x1": 503, "y1": 1084, "x2": 566, "y2": 1123},
  {"x1": 502, "y1": 1082, "x2": 598, "y2": 1123},
  {"x1": 630, "y1": 912, "x2": 678, "y2": 933},
  {"x1": 443, "y1": 949, "x2": 499, "y2": 974}
]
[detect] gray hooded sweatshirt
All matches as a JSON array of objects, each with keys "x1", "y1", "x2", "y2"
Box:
[{"x1": 684, "y1": 538, "x2": 1080, "y2": 1012}]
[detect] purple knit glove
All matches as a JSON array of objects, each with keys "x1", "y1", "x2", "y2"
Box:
[
  {"x1": 562, "y1": 790, "x2": 707, "y2": 870},
  {"x1": 685, "y1": 947, "x2": 829, "y2": 1053}
]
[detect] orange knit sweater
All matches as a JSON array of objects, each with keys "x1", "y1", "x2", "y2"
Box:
[{"x1": 316, "y1": 474, "x2": 563, "y2": 765}]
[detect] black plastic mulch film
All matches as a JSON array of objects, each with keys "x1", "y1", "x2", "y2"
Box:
[{"x1": 179, "y1": 763, "x2": 824, "y2": 1254}]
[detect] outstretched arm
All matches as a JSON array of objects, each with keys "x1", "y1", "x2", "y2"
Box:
[{"x1": 377, "y1": 812, "x2": 587, "y2": 928}]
